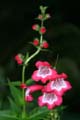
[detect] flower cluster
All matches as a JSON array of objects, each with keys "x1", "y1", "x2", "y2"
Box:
[
  {"x1": 32, "y1": 6, "x2": 49, "y2": 49},
  {"x1": 14, "y1": 6, "x2": 72, "y2": 110},
  {"x1": 23, "y1": 61, "x2": 72, "y2": 110}
]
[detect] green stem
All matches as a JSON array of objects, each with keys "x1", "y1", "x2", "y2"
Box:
[
  {"x1": 22, "y1": 65, "x2": 26, "y2": 83},
  {"x1": 21, "y1": 47, "x2": 41, "y2": 119},
  {"x1": 21, "y1": 14, "x2": 44, "y2": 119},
  {"x1": 24, "y1": 47, "x2": 41, "y2": 65},
  {"x1": 40, "y1": 20, "x2": 43, "y2": 44},
  {"x1": 22, "y1": 65, "x2": 26, "y2": 119}
]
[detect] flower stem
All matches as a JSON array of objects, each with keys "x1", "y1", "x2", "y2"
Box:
[
  {"x1": 22, "y1": 65, "x2": 26, "y2": 83},
  {"x1": 22, "y1": 65, "x2": 26, "y2": 119},
  {"x1": 21, "y1": 47, "x2": 41, "y2": 119},
  {"x1": 24, "y1": 47, "x2": 41, "y2": 65},
  {"x1": 21, "y1": 15, "x2": 44, "y2": 119}
]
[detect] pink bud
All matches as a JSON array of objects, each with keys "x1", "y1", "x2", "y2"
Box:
[
  {"x1": 20, "y1": 83, "x2": 27, "y2": 89},
  {"x1": 40, "y1": 27, "x2": 46, "y2": 34},
  {"x1": 32, "y1": 24, "x2": 39, "y2": 31},
  {"x1": 33, "y1": 39, "x2": 39, "y2": 46},
  {"x1": 14, "y1": 54, "x2": 23, "y2": 65},
  {"x1": 41, "y1": 41, "x2": 49, "y2": 48}
]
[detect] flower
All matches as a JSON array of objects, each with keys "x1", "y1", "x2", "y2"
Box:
[
  {"x1": 33, "y1": 39, "x2": 39, "y2": 46},
  {"x1": 32, "y1": 61, "x2": 57, "y2": 83},
  {"x1": 32, "y1": 24, "x2": 39, "y2": 31},
  {"x1": 38, "y1": 92, "x2": 62, "y2": 110},
  {"x1": 14, "y1": 54, "x2": 23, "y2": 65},
  {"x1": 41, "y1": 41, "x2": 49, "y2": 48},
  {"x1": 43, "y1": 73, "x2": 72, "y2": 96},
  {"x1": 25, "y1": 85, "x2": 43, "y2": 102},
  {"x1": 40, "y1": 27, "x2": 46, "y2": 34},
  {"x1": 20, "y1": 83, "x2": 27, "y2": 89}
]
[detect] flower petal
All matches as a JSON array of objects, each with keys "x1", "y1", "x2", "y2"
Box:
[
  {"x1": 38, "y1": 92, "x2": 62, "y2": 110},
  {"x1": 44, "y1": 79, "x2": 72, "y2": 96},
  {"x1": 25, "y1": 85, "x2": 43, "y2": 102},
  {"x1": 32, "y1": 68, "x2": 57, "y2": 83},
  {"x1": 35, "y1": 61, "x2": 51, "y2": 68}
]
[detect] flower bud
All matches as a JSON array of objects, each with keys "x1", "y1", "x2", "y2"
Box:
[
  {"x1": 32, "y1": 24, "x2": 39, "y2": 31},
  {"x1": 33, "y1": 39, "x2": 39, "y2": 46},
  {"x1": 41, "y1": 41, "x2": 49, "y2": 48},
  {"x1": 40, "y1": 27, "x2": 46, "y2": 34},
  {"x1": 37, "y1": 14, "x2": 43, "y2": 20},
  {"x1": 20, "y1": 83, "x2": 27, "y2": 89},
  {"x1": 14, "y1": 54, "x2": 23, "y2": 65}
]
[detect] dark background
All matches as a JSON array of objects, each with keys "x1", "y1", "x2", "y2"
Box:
[
  {"x1": 0, "y1": 0, "x2": 80, "y2": 64},
  {"x1": 0, "y1": 1, "x2": 80, "y2": 119}
]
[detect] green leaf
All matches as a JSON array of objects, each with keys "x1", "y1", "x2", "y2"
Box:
[
  {"x1": 26, "y1": 78, "x2": 34, "y2": 85},
  {"x1": 29, "y1": 107, "x2": 49, "y2": 120},
  {"x1": 10, "y1": 81, "x2": 21, "y2": 86},
  {"x1": 8, "y1": 97, "x2": 21, "y2": 114},
  {"x1": 9, "y1": 82, "x2": 23, "y2": 107},
  {"x1": 0, "y1": 110, "x2": 18, "y2": 120},
  {"x1": 56, "y1": 105, "x2": 67, "y2": 111},
  {"x1": 40, "y1": 6, "x2": 48, "y2": 14}
]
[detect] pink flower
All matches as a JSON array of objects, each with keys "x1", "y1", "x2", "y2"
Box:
[
  {"x1": 40, "y1": 27, "x2": 46, "y2": 34},
  {"x1": 32, "y1": 61, "x2": 57, "y2": 83},
  {"x1": 41, "y1": 41, "x2": 49, "y2": 48},
  {"x1": 51, "y1": 72, "x2": 67, "y2": 80},
  {"x1": 43, "y1": 73, "x2": 72, "y2": 96},
  {"x1": 38, "y1": 92, "x2": 62, "y2": 110},
  {"x1": 25, "y1": 85, "x2": 43, "y2": 102},
  {"x1": 33, "y1": 39, "x2": 39, "y2": 46},
  {"x1": 35, "y1": 61, "x2": 51, "y2": 68}
]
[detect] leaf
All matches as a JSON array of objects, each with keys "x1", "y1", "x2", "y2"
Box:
[
  {"x1": 26, "y1": 78, "x2": 34, "y2": 85},
  {"x1": 55, "y1": 105, "x2": 67, "y2": 111},
  {"x1": 40, "y1": 6, "x2": 48, "y2": 14},
  {"x1": 29, "y1": 107, "x2": 49, "y2": 120},
  {"x1": 10, "y1": 81, "x2": 21, "y2": 86},
  {"x1": 8, "y1": 97, "x2": 21, "y2": 114},
  {"x1": 0, "y1": 110, "x2": 18, "y2": 120},
  {"x1": 9, "y1": 82, "x2": 23, "y2": 107}
]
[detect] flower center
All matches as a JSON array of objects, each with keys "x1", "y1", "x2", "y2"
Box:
[
  {"x1": 38, "y1": 66, "x2": 51, "y2": 78},
  {"x1": 51, "y1": 78, "x2": 66, "y2": 90},
  {"x1": 42, "y1": 93, "x2": 57, "y2": 104},
  {"x1": 25, "y1": 88, "x2": 30, "y2": 96}
]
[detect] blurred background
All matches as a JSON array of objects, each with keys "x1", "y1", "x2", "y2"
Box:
[{"x1": 0, "y1": 0, "x2": 80, "y2": 119}]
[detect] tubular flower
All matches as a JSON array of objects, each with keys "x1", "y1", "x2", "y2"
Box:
[
  {"x1": 25, "y1": 85, "x2": 43, "y2": 102},
  {"x1": 32, "y1": 61, "x2": 57, "y2": 83},
  {"x1": 43, "y1": 73, "x2": 72, "y2": 96},
  {"x1": 38, "y1": 92, "x2": 62, "y2": 110}
]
